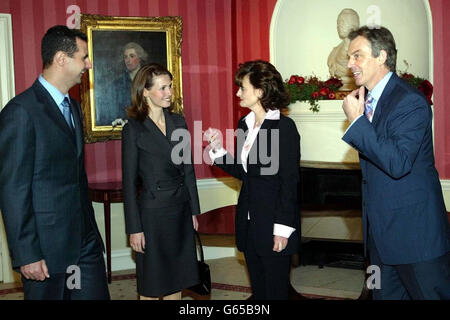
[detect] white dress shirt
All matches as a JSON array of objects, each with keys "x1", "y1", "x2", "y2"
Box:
[{"x1": 38, "y1": 74, "x2": 74, "y2": 127}]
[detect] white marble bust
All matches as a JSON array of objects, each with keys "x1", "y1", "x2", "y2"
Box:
[{"x1": 327, "y1": 9, "x2": 360, "y2": 91}]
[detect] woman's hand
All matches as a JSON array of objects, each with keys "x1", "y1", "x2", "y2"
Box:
[
  {"x1": 130, "y1": 232, "x2": 146, "y2": 253},
  {"x1": 273, "y1": 235, "x2": 288, "y2": 252},
  {"x1": 204, "y1": 127, "x2": 223, "y2": 152},
  {"x1": 192, "y1": 215, "x2": 199, "y2": 231}
]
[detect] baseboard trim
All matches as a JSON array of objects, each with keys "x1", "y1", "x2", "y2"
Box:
[
  {"x1": 197, "y1": 177, "x2": 241, "y2": 190},
  {"x1": 441, "y1": 179, "x2": 450, "y2": 211},
  {"x1": 203, "y1": 246, "x2": 236, "y2": 260},
  {"x1": 196, "y1": 177, "x2": 240, "y2": 214},
  {"x1": 109, "y1": 246, "x2": 237, "y2": 272},
  {"x1": 108, "y1": 248, "x2": 134, "y2": 272}
]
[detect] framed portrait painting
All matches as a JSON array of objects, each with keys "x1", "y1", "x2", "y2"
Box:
[{"x1": 80, "y1": 14, "x2": 183, "y2": 143}]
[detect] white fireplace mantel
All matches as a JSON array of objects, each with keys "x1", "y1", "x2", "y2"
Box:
[{"x1": 287, "y1": 99, "x2": 359, "y2": 165}]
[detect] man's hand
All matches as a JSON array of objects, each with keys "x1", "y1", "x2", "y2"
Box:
[
  {"x1": 342, "y1": 86, "x2": 365, "y2": 123},
  {"x1": 273, "y1": 235, "x2": 288, "y2": 252},
  {"x1": 20, "y1": 260, "x2": 50, "y2": 281}
]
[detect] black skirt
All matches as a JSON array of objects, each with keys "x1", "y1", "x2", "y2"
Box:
[{"x1": 135, "y1": 201, "x2": 199, "y2": 297}]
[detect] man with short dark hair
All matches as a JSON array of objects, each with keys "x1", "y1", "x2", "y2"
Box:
[
  {"x1": 0, "y1": 25, "x2": 110, "y2": 300},
  {"x1": 342, "y1": 26, "x2": 450, "y2": 300}
]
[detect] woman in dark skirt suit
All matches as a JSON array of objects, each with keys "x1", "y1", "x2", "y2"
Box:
[
  {"x1": 122, "y1": 63, "x2": 200, "y2": 300},
  {"x1": 206, "y1": 60, "x2": 301, "y2": 300}
]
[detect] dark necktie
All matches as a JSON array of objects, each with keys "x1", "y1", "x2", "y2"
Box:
[{"x1": 61, "y1": 97, "x2": 75, "y2": 132}]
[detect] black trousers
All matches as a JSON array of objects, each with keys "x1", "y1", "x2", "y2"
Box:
[
  {"x1": 244, "y1": 225, "x2": 292, "y2": 300},
  {"x1": 22, "y1": 230, "x2": 110, "y2": 300},
  {"x1": 369, "y1": 234, "x2": 450, "y2": 300}
]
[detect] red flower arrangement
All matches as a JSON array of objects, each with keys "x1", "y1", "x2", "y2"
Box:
[
  {"x1": 285, "y1": 59, "x2": 432, "y2": 113},
  {"x1": 399, "y1": 72, "x2": 433, "y2": 105},
  {"x1": 398, "y1": 60, "x2": 433, "y2": 105},
  {"x1": 285, "y1": 75, "x2": 343, "y2": 112},
  {"x1": 285, "y1": 70, "x2": 433, "y2": 113}
]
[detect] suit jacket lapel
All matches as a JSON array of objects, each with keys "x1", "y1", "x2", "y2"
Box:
[
  {"x1": 372, "y1": 73, "x2": 398, "y2": 126},
  {"x1": 70, "y1": 99, "x2": 83, "y2": 157},
  {"x1": 164, "y1": 110, "x2": 185, "y2": 170},
  {"x1": 248, "y1": 118, "x2": 279, "y2": 168},
  {"x1": 142, "y1": 112, "x2": 173, "y2": 161},
  {"x1": 257, "y1": 118, "x2": 278, "y2": 162},
  {"x1": 141, "y1": 110, "x2": 184, "y2": 170},
  {"x1": 164, "y1": 109, "x2": 177, "y2": 148},
  {"x1": 259, "y1": 118, "x2": 278, "y2": 132},
  {"x1": 33, "y1": 80, "x2": 77, "y2": 146}
]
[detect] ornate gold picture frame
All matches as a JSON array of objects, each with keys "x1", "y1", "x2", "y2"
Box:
[{"x1": 80, "y1": 14, "x2": 183, "y2": 143}]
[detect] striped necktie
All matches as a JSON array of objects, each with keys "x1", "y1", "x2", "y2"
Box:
[
  {"x1": 365, "y1": 93, "x2": 374, "y2": 122},
  {"x1": 61, "y1": 97, "x2": 75, "y2": 131}
]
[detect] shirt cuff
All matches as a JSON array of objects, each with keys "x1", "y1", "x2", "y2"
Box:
[
  {"x1": 208, "y1": 147, "x2": 227, "y2": 164},
  {"x1": 273, "y1": 224, "x2": 296, "y2": 238},
  {"x1": 344, "y1": 114, "x2": 364, "y2": 135}
]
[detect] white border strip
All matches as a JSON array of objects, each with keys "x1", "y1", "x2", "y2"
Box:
[
  {"x1": 440, "y1": 180, "x2": 450, "y2": 212},
  {"x1": 0, "y1": 13, "x2": 16, "y2": 283},
  {"x1": 269, "y1": 0, "x2": 282, "y2": 65},
  {"x1": 0, "y1": 14, "x2": 15, "y2": 109},
  {"x1": 196, "y1": 177, "x2": 240, "y2": 190},
  {"x1": 441, "y1": 179, "x2": 450, "y2": 191}
]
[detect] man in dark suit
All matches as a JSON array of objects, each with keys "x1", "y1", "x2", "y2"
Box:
[
  {"x1": 342, "y1": 26, "x2": 450, "y2": 299},
  {"x1": 0, "y1": 25, "x2": 110, "y2": 300}
]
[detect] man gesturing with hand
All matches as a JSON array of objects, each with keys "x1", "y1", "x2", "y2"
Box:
[{"x1": 342, "y1": 26, "x2": 450, "y2": 300}]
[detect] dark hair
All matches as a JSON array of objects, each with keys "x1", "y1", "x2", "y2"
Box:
[
  {"x1": 127, "y1": 63, "x2": 173, "y2": 121},
  {"x1": 234, "y1": 60, "x2": 290, "y2": 111},
  {"x1": 41, "y1": 25, "x2": 87, "y2": 69},
  {"x1": 348, "y1": 26, "x2": 397, "y2": 72}
]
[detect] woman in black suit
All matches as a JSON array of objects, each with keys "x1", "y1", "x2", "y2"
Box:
[
  {"x1": 206, "y1": 60, "x2": 301, "y2": 299},
  {"x1": 122, "y1": 63, "x2": 200, "y2": 300}
]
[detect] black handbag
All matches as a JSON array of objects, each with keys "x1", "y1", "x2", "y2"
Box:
[{"x1": 188, "y1": 230, "x2": 212, "y2": 295}]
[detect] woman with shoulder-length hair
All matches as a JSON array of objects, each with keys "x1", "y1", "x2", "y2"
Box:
[
  {"x1": 122, "y1": 63, "x2": 200, "y2": 300},
  {"x1": 206, "y1": 60, "x2": 301, "y2": 300}
]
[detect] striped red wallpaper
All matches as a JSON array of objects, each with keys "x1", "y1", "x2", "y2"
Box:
[
  {"x1": 1, "y1": 0, "x2": 448, "y2": 180},
  {"x1": 0, "y1": 0, "x2": 233, "y2": 181},
  {"x1": 233, "y1": 0, "x2": 277, "y2": 122},
  {"x1": 0, "y1": 0, "x2": 277, "y2": 181}
]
